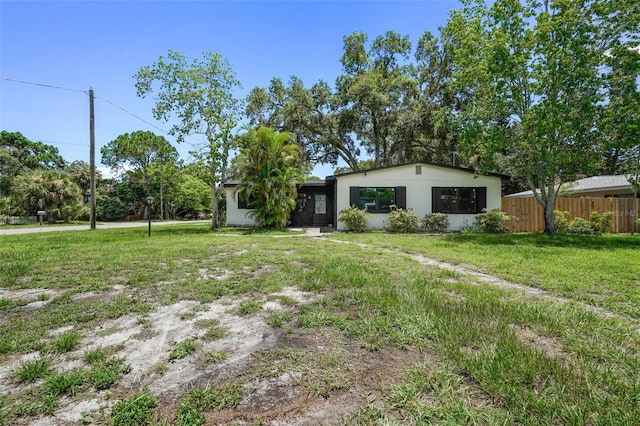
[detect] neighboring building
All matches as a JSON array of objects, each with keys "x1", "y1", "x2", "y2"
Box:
[
  {"x1": 224, "y1": 162, "x2": 504, "y2": 231},
  {"x1": 505, "y1": 175, "x2": 636, "y2": 199}
]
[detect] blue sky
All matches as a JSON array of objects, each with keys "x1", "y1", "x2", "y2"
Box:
[{"x1": 1, "y1": 0, "x2": 461, "y2": 178}]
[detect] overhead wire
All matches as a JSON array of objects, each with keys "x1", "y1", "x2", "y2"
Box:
[{"x1": 2, "y1": 76, "x2": 199, "y2": 148}]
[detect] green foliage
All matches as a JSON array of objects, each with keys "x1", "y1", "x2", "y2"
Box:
[
  {"x1": 90, "y1": 357, "x2": 130, "y2": 390},
  {"x1": 110, "y1": 387, "x2": 158, "y2": 426},
  {"x1": 423, "y1": 213, "x2": 450, "y2": 233},
  {"x1": 590, "y1": 211, "x2": 614, "y2": 234},
  {"x1": 476, "y1": 209, "x2": 513, "y2": 233},
  {"x1": 134, "y1": 49, "x2": 241, "y2": 229},
  {"x1": 45, "y1": 369, "x2": 86, "y2": 396},
  {"x1": 237, "y1": 299, "x2": 262, "y2": 316},
  {"x1": 52, "y1": 331, "x2": 82, "y2": 353},
  {"x1": 10, "y1": 169, "x2": 84, "y2": 218},
  {"x1": 168, "y1": 340, "x2": 198, "y2": 361},
  {"x1": 447, "y1": 0, "x2": 630, "y2": 233},
  {"x1": 386, "y1": 207, "x2": 419, "y2": 233},
  {"x1": 338, "y1": 205, "x2": 369, "y2": 232},
  {"x1": 12, "y1": 357, "x2": 51, "y2": 382},
  {"x1": 554, "y1": 210, "x2": 614, "y2": 235},
  {"x1": 235, "y1": 127, "x2": 305, "y2": 229}
]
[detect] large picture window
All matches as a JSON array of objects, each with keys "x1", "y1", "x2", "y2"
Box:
[
  {"x1": 432, "y1": 187, "x2": 486, "y2": 214},
  {"x1": 350, "y1": 187, "x2": 405, "y2": 213}
]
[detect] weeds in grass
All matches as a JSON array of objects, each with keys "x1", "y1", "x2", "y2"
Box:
[
  {"x1": 204, "y1": 350, "x2": 229, "y2": 364},
  {"x1": 110, "y1": 387, "x2": 158, "y2": 426},
  {"x1": 45, "y1": 369, "x2": 86, "y2": 396},
  {"x1": 201, "y1": 326, "x2": 227, "y2": 342},
  {"x1": 84, "y1": 347, "x2": 108, "y2": 364},
  {"x1": 237, "y1": 299, "x2": 262, "y2": 316},
  {"x1": 52, "y1": 331, "x2": 82, "y2": 353},
  {"x1": 12, "y1": 357, "x2": 51, "y2": 382},
  {"x1": 266, "y1": 311, "x2": 292, "y2": 327},
  {"x1": 90, "y1": 357, "x2": 130, "y2": 390},
  {"x1": 169, "y1": 340, "x2": 198, "y2": 361}
]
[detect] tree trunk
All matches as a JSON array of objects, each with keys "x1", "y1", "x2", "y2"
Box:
[
  {"x1": 543, "y1": 202, "x2": 555, "y2": 234},
  {"x1": 211, "y1": 184, "x2": 219, "y2": 229}
]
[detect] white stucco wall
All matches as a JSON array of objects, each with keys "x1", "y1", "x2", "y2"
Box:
[
  {"x1": 225, "y1": 187, "x2": 256, "y2": 226},
  {"x1": 335, "y1": 164, "x2": 502, "y2": 231}
]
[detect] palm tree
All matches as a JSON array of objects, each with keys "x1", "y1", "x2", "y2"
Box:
[{"x1": 235, "y1": 127, "x2": 305, "y2": 229}]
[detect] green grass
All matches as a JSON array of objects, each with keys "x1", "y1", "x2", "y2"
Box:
[
  {"x1": 1, "y1": 225, "x2": 639, "y2": 424},
  {"x1": 330, "y1": 232, "x2": 640, "y2": 319}
]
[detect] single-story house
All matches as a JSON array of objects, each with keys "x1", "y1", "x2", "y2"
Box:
[
  {"x1": 505, "y1": 175, "x2": 637, "y2": 199},
  {"x1": 224, "y1": 162, "x2": 505, "y2": 231}
]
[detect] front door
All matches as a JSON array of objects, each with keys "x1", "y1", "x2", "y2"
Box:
[
  {"x1": 290, "y1": 190, "x2": 330, "y2": 226},
  {"x1": 290, "y1": 192, "x2": 314, "y2": 226}
]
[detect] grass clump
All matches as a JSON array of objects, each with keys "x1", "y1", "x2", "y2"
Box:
[
  {"x1": 45, "y1": 369, "x2": 86, "y2": 396},
  {"x1": 110, "y1": 387, "x2": 158, "y2": 426},
  {"x1": 174, "y1": 383, "x2": 243, "y2": 425},
  {"x1": 204, "y1": 350, "x2": 229, "y2": 364},
  {"x1": 90, "y1": 357, "x2": 130, "y2": 390},
  {"x1": 266, "y1": 311, "x2": 293, "y2": 328},
  {"x1": 169, "y1": 340, "x2": 198, "y2": 361},
  {"x1": 12, "y1": 357, "x2": 52, "y2": 382},
  {"x1": 236, "y1": 299, "x2": 262, "y2": 316},
  {"x1": 52, "y1": 330, "x2": 82, "y2": 353}
]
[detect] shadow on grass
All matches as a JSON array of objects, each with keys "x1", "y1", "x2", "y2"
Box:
[{"x1": 443, "y1": 232, "x2": 640, "y2": 250}]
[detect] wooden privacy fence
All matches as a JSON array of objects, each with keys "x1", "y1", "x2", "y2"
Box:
[{"x1": 501, "y1": 197, "x2": 637, "y2": 233}]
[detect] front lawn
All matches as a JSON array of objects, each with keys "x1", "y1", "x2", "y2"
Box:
[{"x1": 0, "y1": 225, "x2": 638, "y2": 425}]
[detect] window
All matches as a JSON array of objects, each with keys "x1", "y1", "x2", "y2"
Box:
[
  {"x1": 237, "y1": 194, "x2": 258, "y2": 209},
  {"x1": 350, "y1": 187, "x2": 406, "y2": 213},
  {"x1": 432, "y1": 187, "x2": 486, "y2": 214}
]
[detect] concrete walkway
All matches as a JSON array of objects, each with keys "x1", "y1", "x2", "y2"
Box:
[{"x1": 0, "y1": 220, "x2": 210, "y2": 235}]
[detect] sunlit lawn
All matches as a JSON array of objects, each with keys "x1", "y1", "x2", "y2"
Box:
[{"x1": 0, "y1": 225, "x2": 638, "y2": 425}]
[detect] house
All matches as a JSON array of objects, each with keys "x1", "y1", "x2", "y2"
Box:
[
  {"x1": 505, "y1": 175, "x2": 636, "y2": 199},
  {"x1": 224, "y1": 162, "x2": 504, "y2": 231}
]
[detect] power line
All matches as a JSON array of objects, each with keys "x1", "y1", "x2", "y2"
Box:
[
  {"x1": 94, "y1": 95, "x2": 171, "y2": 136},
  {"x1": 2, "y1": 76, "x2": 200, "y2": 148},
  {"x1": 0, "y1": 77, "x2": 87, "y2": 93}
]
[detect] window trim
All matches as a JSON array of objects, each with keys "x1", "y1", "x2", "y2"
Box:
[
  {"x1": 432, "y1": 187, "x2": 487, "y2": 214},
  {"x1": 350, "y1": 186, "x2": 404, "y2": 213}
]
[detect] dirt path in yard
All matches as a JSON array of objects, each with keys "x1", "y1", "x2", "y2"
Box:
[{"x1": 321, "y1": 236, "x2": 640, "y2": 334}]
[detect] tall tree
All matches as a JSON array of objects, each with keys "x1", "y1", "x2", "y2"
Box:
[
  {"x1": 447, "y1": 0, "x2": 628, "y2": 234},
  {"x1": 134, "y1": 50, "x2": 241, "y2": 229},
  {"x1": 11, "y1": 170, "x2": 84, "y2": 222},
  {"x1": 1, "y1": 131, "x2": 66, "y2": 196},
  {"x1": 245, "y1": 77, "x2": 361, "y2": 171},
  {"x1": 234, "y1": 127, "x2": 305, "y2": 229},
  {"x1": 336, "y1": 31, "x2": 412, "y2": 167},
  {"x1": 101, "y1": 131, "x2": 178, "y2": 219}
]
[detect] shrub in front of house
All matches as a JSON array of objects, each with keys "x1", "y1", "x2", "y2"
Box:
[
  {"x1": 554, "y1": 210, "x2": 613, "y2": 235},
  {"x1": 338, "y1": 206, "x2": 369, "y2": 232},
  {"x1": 476, "y1": 208, "x2": 513, "y2": 233},
  {"x1": 423, "y1": 213, "x2": 449, "y2": 233},
  {"x1": 386, "y1": 207, "x2": 419, "y2": 233}
]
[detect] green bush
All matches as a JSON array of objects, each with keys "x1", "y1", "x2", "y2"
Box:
[
  {"x1": 554, "y1": 210, "x2": 614, "y2": 235},
  {"x1": 386, "y1": 207, "x2": 419, "y2": 233},
  {"x1": 423, "y1": 213, "x2": 449, "y2": 233},
  {"x1": 567, "y1": 217, "x2": 597, "y2": 235},
  {"x1": 590, "y1": 211, "x2": 613, "y2": 234},
  {"x1": 554, "y1": 210, "x2": 571, "y2": 234},
  {"x1": 476, "y1": 209, "x2": 513, "y2": 233},
  {"x1": 338, "y1": 206, "x2": 369, "y2": 232}
]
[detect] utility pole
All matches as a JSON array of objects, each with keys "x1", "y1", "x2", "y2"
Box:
[{"x1": 89, "y1": 88, "x2": 96, "y2": 230}]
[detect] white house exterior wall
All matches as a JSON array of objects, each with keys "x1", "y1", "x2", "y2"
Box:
[
  {"x1": 225, "y1": 188, "x2": 255, "y2": 226},
  {"x1": 335, "y1": 164, "x2": 502, "y2": 231}
]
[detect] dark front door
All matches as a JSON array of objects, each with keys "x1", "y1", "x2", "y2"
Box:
[
  {"x1": 290, "y1": 189, "x2": 330, "y2": 227},
  {"x1": 290, "y1": 192, "x2": 314, "y2": 226}
]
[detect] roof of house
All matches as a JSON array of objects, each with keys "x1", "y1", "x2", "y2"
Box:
[
  {"x1": 505, "y1": 175, "x2": 632, "y2": 198},
  {"x1": 224, "y1": 162, "x2": 508, "y2": 187},
  {"x1": 327, "y1": 162, "x2": 508, "y2": 179}
]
